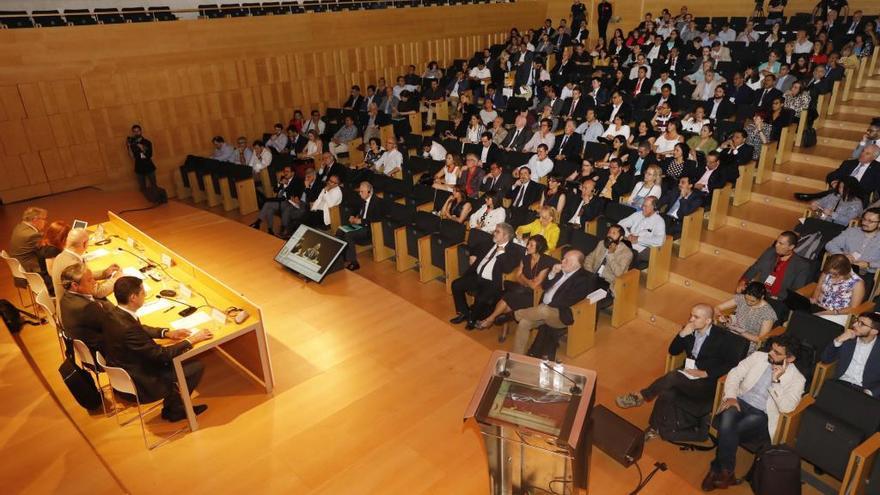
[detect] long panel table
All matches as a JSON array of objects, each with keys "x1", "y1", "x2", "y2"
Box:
[{"x1": 88, "y1": 211, "x2": 274, "y2": 431}]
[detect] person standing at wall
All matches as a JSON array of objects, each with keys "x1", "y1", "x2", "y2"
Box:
[{"x1": 126, "y1": 124, "x2": 157, "y2": 192}]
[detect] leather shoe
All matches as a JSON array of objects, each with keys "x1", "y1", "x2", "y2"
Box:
[
  {"x1": 161, "y1": 404, "x2": 208, "y2": 422},
  {"x1": 346, "y1": 262, "x2": 360, "y2": 271},
  {"x1": 449, "y1": 313, "x2": 468, "y2": 324},
  {"x1": 794, "y1": 192, "x2": 817, "y2": 201},
  {"x1": 249, "y1": 220, "x2": 261, "y2": 229},
  {"x1": 465, "y1": 320, "x2": 477, "y2": 331},
  {"x1": 712, "y1": 470, "x2": 736, "y2": 489},
  {"x1": 700, "y1": 470, "x2": 718, "y2": 492}
]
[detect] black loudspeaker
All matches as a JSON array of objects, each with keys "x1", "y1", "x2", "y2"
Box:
[{"x1": 591, "y1": 404, "x2": 645, "y2": 467}]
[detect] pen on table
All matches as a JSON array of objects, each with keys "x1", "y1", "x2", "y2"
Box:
[{"x1": 163, "y1": 306, "x2": 176, "y2": 313}]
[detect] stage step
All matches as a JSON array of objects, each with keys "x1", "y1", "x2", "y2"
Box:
[
  {"x1": 773, "y1": 162, "x2": 829, "y2": 189},
  {"x1": 789, "y1": 150, "x2": 842, "y2": 168},
  {"x1": 838, "y1": 101, "x2": 880, "y2": 117},
  {"x1": 637, "y1": 283, "x2": 723, "y2": 332},
  {"x1": 727, "y1": 202, "x2": 800, "y2": 238},
  {"x1": 700, "y1": 226, "x2": 775, "y2": 265},
  {"x1": 669, "y1": 252, "x2": 747, "y2": 301},
  {"x1": 822, "y1": 118, "x2": 870, "y2": 131},
  {"x1": 751, "y1": 180, "x2": 823, "y2": 213}
]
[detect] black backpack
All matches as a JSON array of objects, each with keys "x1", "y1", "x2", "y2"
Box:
[
  {"x1": 801, "y1": 127, "x2": 817, "y2": 148},
  {"x1": 747, "y1": 445, "x2": 802, "y2": 495},
  {"x1": 57, "y1": 338, "x2": 102, "y2": 411},
  {"x1": 649, "y1": 389, "x2": 712, "y2": 444},
  {"x1": 0, "y1": 299, "x2": 24, "y2": 333}
]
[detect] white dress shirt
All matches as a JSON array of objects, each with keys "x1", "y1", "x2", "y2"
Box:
[
  {"x1": 476, "y1": 241, "x2": 509, "y2": 281},
  {"x1": 524, "y1": 155, "x2": 554, "y2": 180},
  {"x1": 311, "y1": 186, "x2": 343, "y2": 225},
  {"x1": 375, "y1": 149, "x2": 403, "y2": 175},
  {"x1": 266, "y1": 133, "x2": 289, "y2": 153},
  {"x1": 424, "y1": 141, "x2": 447, "y2": 161},
  {"x1": 248, "y1": 148, "x2": 273, "y2": 174},
  {"x1": 542, "y1": 270, "x2": 574, "y2": 304},
  {"x1": 523, "y1": 132, "x2": 556, "y2": 153},
  {"x1": 851, "y1": 162, "x2": 871, "y2": 182},
  {"x1": 619, "y1": 211, "x2": 666, "y2": 249},
  {"x1": 696, "y1": 167, "x2": 716, "y2": 190},
  {"x1": 837, "y1": 337, "x2": 877, "y2": 389},
  {"x1": 468, "y1": 205, "x2": 506, "y2": 233}
]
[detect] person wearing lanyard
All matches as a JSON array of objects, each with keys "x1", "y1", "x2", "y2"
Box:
[{"x1": 738, "y1": 231, "x2": 811, "y2": 318}]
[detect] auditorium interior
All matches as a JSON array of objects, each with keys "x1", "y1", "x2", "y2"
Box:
[{"x1": 2, "y1": 0, "x2": 880, "y2": 493}]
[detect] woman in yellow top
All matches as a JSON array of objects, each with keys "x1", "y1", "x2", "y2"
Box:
[{"x1": 515, "y1": 206, "x2": 560, "y2": 250}]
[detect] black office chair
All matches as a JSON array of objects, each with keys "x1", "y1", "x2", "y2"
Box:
[
  {"x1": 0, "y1": 11, "x2": 34, "y2": 28},
  {"x1": 121, "y1": 7, "x2": 153, "y2": 23},
  {"x1": 583, "y1": 142, "x2": 609, "y2": 163},
  {"x1": 784, "y1": 311, "x2": 845, "y2": 392},
  {"x1": 94, "y1": 8, "x2": 126, "y2": 24},
  {"x1": 429, "y1": 220, "x2": 467, "y2": 271},
  {"x1": 405, "y1": 211, "x2": 442, "y2": 256},
  {"x1": 148, "y1": 7, "x2": 178, "y2": 21},
  {"x1": 32, "y1": 10, "x2": 66, "y2": 27},
  {"x1": 64, "y1": 9, "x2": 97, "y2": 25},
  {"x1": 243, "y1": 2, "x2": 266, "y2": 15},
  {"x1": 220, "y1": 3, "x2": 249, "y2": 17},
  {"x1": 380, "y1": 203, "x2": 416, "y2": 250}
]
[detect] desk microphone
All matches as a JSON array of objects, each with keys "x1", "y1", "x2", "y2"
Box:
[
  {"x1": 542, "y1": 361, "x2": 582, "y2": 394},
  {"x1": 500, "y1": 352, "x2": 511, "y2": 378},
  {"x1": 155, "y1": 294, "x2": 198, "y2": 317},
  {"x1": 116, "y1": 246, "x2": 156, "y2": 272}
]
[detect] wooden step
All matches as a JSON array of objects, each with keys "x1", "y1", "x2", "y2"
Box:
[
  {"x1": 637, "y1": 283, "x2": 723, "y2": 332},
  {"x1": 822, "y1": 118, "x2": 871, "y2": 131},
  {"x1": 727, "y1": 202, "x2": 799, "y2": 237},
  {"x1": 789, "y1": 150, "x2": 842, "y2": 168},
  {"x1": 818, "y1": 127, "x2": 867, "y2": 142},
  {"x1": 816, "y1": 135, "x2": 860, "y2": 150},
  {"x1": 700, "y1": 226, "x2": 774, "y2": 265},
  {"x1": 865, "y1": 79, "x2": 880, "y2": 88},
  {"x1": 838, "y1": 101, "x2": 880, "y2": 117},
  {"x1": 669, "y1": 252, "x2": 745, "y2": 301},
  {"x1": 822, "y1": 112, "x2": 872, "y2": 125},
  {"x1": 852, "y1": 90, "x2": 880, "y2": 101},
  {"x1": 751, "y1": 180, "x2": 823, "y2": 213},
  {"x1": 773, "y1": 162, "x2": 829, "y2": 189}
]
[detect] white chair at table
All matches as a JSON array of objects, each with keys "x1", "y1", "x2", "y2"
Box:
[
  {"x1": 0, "y1": 249, "x2": 35, "y2": 309},
  {"x1": 96, "y1": 351, "x2": 188, "y2": 450},
  {"x1": 71, "y1": 339, "x2": 109, "y2": 416},
  {"x1": 34, "y1": 289, "x2": 67, "y2": 360}
]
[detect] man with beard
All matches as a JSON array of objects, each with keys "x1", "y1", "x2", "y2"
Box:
[{"x1": 826, "y1": 208, "x2": 880, "y2": 296}]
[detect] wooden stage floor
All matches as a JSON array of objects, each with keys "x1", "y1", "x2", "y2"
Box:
[{"x1": 1, "y1": 188, "x2": 811, "y2": 494}]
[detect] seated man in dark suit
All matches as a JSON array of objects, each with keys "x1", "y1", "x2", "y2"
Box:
[
  {"x1": 551, "y1": 119, "x2": 584, "y2": 164},
  {"x1": 821, "y1": 312, "x2": 880, "y2": 397},
  {"x1": 477, "y1": 132, "x2": 503, "y2": 171},
  {"x1": 251, "y1": 164, "x2": 297, "y2": 235},
  {"x1": 500, "y1": 115, "x2": 534, "y2": 152},
  {"x1": 59, "y1": 263, "x2": 112, "y2": 354},
  {"x1": 8, "y1": 206, "x2": 52, "y2": 276},
  {"x1": 512, "y1": 249, "x2": 593, "y2": 353},
  {"x1": 506, "y1": 168, "x2": 543, "y2": 227},
  {"x1": 450, "y1": 223, "x2": 524, "y2": 330},
  {"x1": 481, "y1": 162, "x2": 514, "y2": 197},
  {"x1": 335, "y1": 182, "x2": 386, "y2": 271},
  {"x1": 281, "y1": 168, "x2": 323, "y2": 238},
  {"x1": 626, "y1": 141, "x2": 659, "y2": 179},
  {"x1": 659, "y1": 175, "x2": 705, "y2": 235},
  {"x1": 102, "y1": 276, "x2": 213, "y2": 422},
  {"x1": 704, "y1": 85, "x2": 735, "y2": 121},
  {"x1": 616, "y1": 304, "x2": 742, "y2": 437},
  {"x1": 718, "y1": 130, "x2": 754, "y2": 168},
  {"x1": 795, "y1": 144, "x2": 880, "y2": 203},
  {"x1": 738, "y1": 231, "x2": 811, "y2": 317},
  {"x1": 693, "y1": 151, "x2": 736, "y2": 203},
  {"x1": 560, "y1": 179, "x2": 604, "y2": 229}
]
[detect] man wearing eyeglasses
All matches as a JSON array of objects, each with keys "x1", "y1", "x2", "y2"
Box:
[
  {"x1": 9, "y1": 206, "x2": 52, "y2": 276},
  {"x1": 826, "y1": 208, "x2": 880, "y2": 296},
  {"x1": 821, "y1": 312, "x2": 880, "y2": 397}
]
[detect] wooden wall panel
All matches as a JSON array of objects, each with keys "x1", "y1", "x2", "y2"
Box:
[{"x1": 0, "y1": 2, "x2": 548, "y2": 202}]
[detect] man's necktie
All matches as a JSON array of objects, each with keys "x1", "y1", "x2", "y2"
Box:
[
  {"x1": 515, "y1": 183, "x2": 527, "y2": 207},
  {"x1": 477, "y1": 246, "x2": 498, "y2": 277}
]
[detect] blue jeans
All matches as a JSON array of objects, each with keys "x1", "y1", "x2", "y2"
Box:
[{"x1": 713, "y1": 400, "x2": 770, "y2": 472}]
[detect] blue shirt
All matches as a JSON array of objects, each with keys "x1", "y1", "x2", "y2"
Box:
[
  {"x1": 692, "y1": 327, "x2": 711, "y2": 358},
  {"x1": 740, "y1": 365, "x2": 773, "y2": 412}
]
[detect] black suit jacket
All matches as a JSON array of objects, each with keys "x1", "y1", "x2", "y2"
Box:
[
  {"x1": 357, "y1": 195, "x2": 387, "y2": 224},
  {"x1": 60, "y1": 292, "x2": 112, "y2": 354},
  {"x1": 827, "y1": 160, "x2": 880, "y2": 201},
  {"x1": 561, "y1": 97, "x2": 589, "y2": 121},
  {"x1": 481, "y1": 173, "x2": 514, "y2": 196},
  {"x1": 506, "y1": 180, "x2": 543, "y2": 208},
  {"x1": 292, "y1": 178, "x2": 323, "y2": 205},
  {"x1": 822, "y1": 338, "x2": 880, "y2": 397},
  {"x1": 101, "y1": 307, "x2": 192, "y2": 400},
  {"x1": 668, "y1": 326, "x2": 740, "y2": 381},
  {"x1": 541, "y1": 268, "x2": 593, "y2": 325},
  {"x1": 561, "y1": 194, "x2": 605, "y2": 227},
  {"x1": 692, "y1": 164, "x2": 735, "y2": 193},
  {"x1": 360, "y1": 111, "x2": 391, "y2": 131},
  {"x1": 659, "y1": 189, "x2": 705, "y2": 218},
  {"x1": 720, "y1": 144, "x2": 754, "y2": 168},
  {"x1": 703, "y1": 97, "x2": 735, "y2": 121},
  {"x1": 501, "y1": 128, "x2": 533, "y2": 152},
  {"x1": 478, "y1": 143, "x2": 503, "y2": 169},
  {"x1": 551, "y1": 132, "x2": 583, "y2": 163},
  {"x1": 728, "y1": 84, "x2": 754, "y2": 106},
  {"x1": 343, "y1": 94, "x2": 365, "y2": 110},
  {"x1": 468, "y1": 242, "x2": 525, "y2": 290},
  {"x1": 755, "y1": 87, "x2": 783, "y2": 109}
]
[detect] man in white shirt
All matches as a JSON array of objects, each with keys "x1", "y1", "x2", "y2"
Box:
[
  {"x1": 422, "y1": 138, "x2": 447, "y2": 162},
  {"x1": 305, "y1": 175, "x2": 343, "y2": 230},
  {"x1": 650, "y1": 71, "x2": 677, "y2": 95},
  {"x1": 248, "y1": 140, "x2": 273, "y2": 175},
  {"x1": 265, "y1": 123, "x2": 288, "y2": 153},
  {"x1": 50, "y1": 228, "x2": 120, "y2": 305},
  {"x1": 793, "y1": 30, "x2": 813, "y2": 53},
  {"x1": 716, "y1": 24, "x2": 736, "y2": 44},
  {"x1": 302, "y1": 110, "x2": 326, "y2": 136},
  {"x1": 479, "y1": 100, "x2": 498, "y2": 126},
  {"x1": 576, "y1": 109, "x2": 605, "y2": 143},
  {"x1": 469, "y1": 61, "x2": 491, "y2": 82},
  {"x1": 520, "y1": 144, "x2": 554, "y2": 181},
  {"x1": 821, "y1": 312, "x2": 880, "y2": 397},
  {"x1": 523, "y1": 119, "x2": 556, "y2": 153},
  {"x1": 375, "y1": 139, "x2": 403, "y2": 176},
  {"x1": 619, "y1": 196, "x2": 666, "y2": 261}
]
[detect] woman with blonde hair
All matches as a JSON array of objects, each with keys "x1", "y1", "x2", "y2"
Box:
[{"x1": 515, "y1": 205, "x2": 560, "y2": 249}]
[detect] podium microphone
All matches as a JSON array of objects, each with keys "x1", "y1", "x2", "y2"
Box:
[
  {"x1": 155, "y1": 294, "x2": 199, "y2": 317},
  {"x1": 542, "y1": 361, "x2": 581, "y2": 394}
]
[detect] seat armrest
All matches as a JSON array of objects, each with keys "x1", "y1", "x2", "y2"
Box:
[
  {"x1": 778, "y1": 395, "x2": 815, "y2": 446},
  {"x1": 665, "y1": 352, "x2": 686, "y2": 373},
  {"x1": 840, "y1": 432, "x2": 880, "y2": 495}
]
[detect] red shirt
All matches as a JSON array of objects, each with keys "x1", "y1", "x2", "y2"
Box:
[
  {"x1": 465, "y1": 167, "x2": 479, "y2": 197},
  {"x1": 766, "y1": 256, "x2": 791, "y2": 296}
]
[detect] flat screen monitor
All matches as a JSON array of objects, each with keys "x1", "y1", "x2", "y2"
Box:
[{"x1": 274, "y1": 225, "x2": 347, "y2": 283}]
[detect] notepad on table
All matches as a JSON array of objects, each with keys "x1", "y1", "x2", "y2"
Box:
[
  {"x1": 83, "y1": 248, "x2": 109, "y2": 262},
  {"x1": 136, "y1": 298, "x2": 173, "y2": 317},
  {"x1": 170, "y1": 311, "x2": 212, "y2": 331}
]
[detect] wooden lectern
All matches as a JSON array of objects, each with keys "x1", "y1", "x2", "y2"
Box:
[{"x1": 464, "y1": 351, "x2": 598, "y2": 495}]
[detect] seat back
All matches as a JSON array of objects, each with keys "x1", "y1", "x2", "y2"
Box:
[
  {"x1": 72, "y1": 339, "x2": 96, "y2": 368},
  {"x1": 785, "y1": 311, "x2": 844, "y2": 389},
  {"x1": 583, "y1": 142, "x2": 609, "y2": 162},
  {"x1": 603, "y1": 202, "x2": 636, "y2": 224},
  {"x1": 438, "y1": 219, "x2": 466, "y2": 244},
  {"x1": 568, "y1": 230, "x2": 599, "y2": 257},
  {"x1": 387, "y1": 202, "x2": 415, "y2": 226},
  {"x1": 102, "y1": 362, "x2": 139, "y2": 396},
  {"x1": 412, "y1": 211, "x2": 441, "y2": 233},
  {"x1": 23, "y1": 271, "x2": 48, "y2": 296},
  {"x1": 35, "y1": 290, "x2": 56, "y2": 322},
  {"x1": 0, "y1": 250, "x2": 26, "y2": 279}
]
